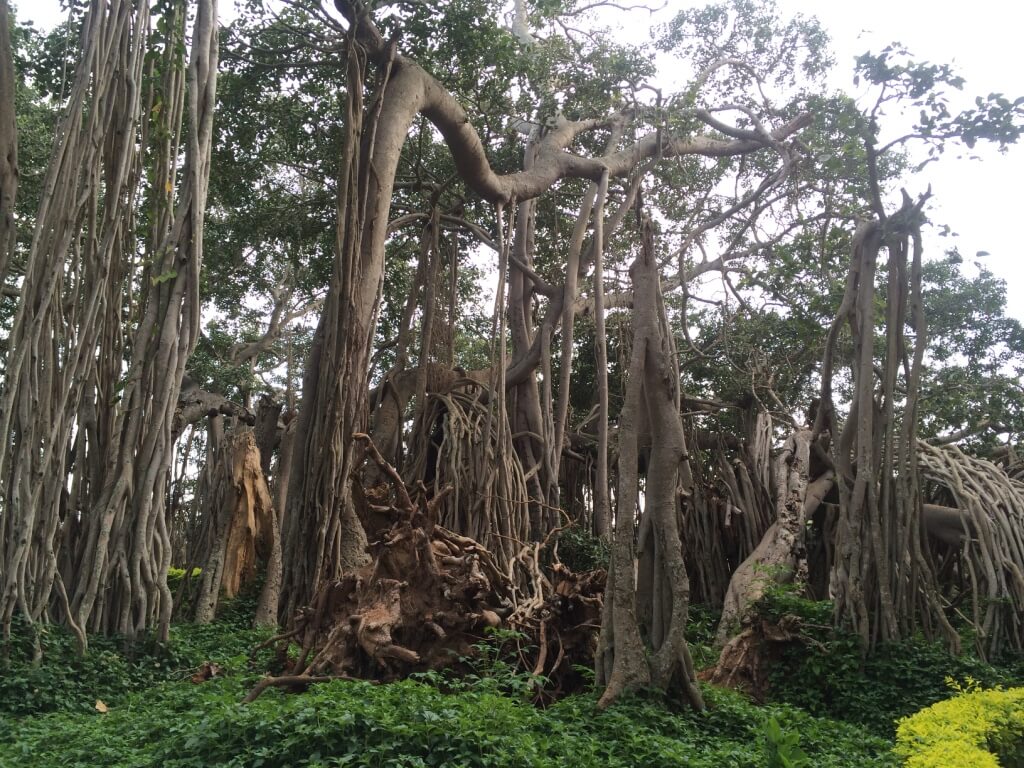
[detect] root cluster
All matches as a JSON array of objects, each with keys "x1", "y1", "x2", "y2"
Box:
[{"x1": 247, "y1": 435, "x2": 603, "y2": 702}]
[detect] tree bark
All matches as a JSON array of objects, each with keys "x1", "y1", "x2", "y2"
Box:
[
  {"x1": 0, "y1": 0, "x2": 16, "y2": 285},
  {"x1": 597, "y1": 215, "x2": 703, "y2": 710}
]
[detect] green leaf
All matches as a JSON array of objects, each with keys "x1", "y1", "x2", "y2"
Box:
[{"x1": 150, "y1": 269, "x2": 178, "y2": 286}]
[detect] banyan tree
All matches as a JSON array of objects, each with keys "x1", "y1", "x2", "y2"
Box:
[{"x1": 1, "y1": 0, "x2": 1023, "y2": 713}]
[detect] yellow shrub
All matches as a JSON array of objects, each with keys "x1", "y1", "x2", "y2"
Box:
[
  {"x1": 167, "y1": 566, "x2": 201, "y2": 580},
  {"x1": 894, "y1": 683, "x2": 1024, "y2": 767}
]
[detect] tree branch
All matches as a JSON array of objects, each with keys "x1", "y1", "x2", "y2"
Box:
[{"x1": 336, "y1": 0, "x2": 810, "y2": 205}]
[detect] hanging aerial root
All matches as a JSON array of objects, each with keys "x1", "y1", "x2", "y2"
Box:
[
  {"x1": 918, "y1": 440, "x2": 1024, "y2": 656},
  {"x1": 403, "y1": 390, "x2": 531, "y2": 574},
  {"x1": 247, "y1": 434, "x2": 603, "y2": 701}
]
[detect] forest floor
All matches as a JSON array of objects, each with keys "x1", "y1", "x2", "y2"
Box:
[{"x1": 1, "y1": 589, "x2": 1021, "y2": 767}]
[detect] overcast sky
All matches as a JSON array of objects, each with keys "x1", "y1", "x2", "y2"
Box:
[
  {"x1": 19, "y1": 0, "x2": 1024, "y2": 321},
  {"x1": 779, "y1": 0, "x2": 1024, "y2": 322}
]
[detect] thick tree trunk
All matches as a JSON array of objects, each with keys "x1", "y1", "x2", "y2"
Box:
[
  {"x1": 0, "y1": 0, "x2": 153, "y2": 650},
  {"x1": 253, "y1": 396, "x2": 283, "y2": 477},
  {"x1": 70, "y1": 0, "x2": 219, "y2": 641},
  {"x1": 596, "y1": 216, "x2": 703, "y2": 710},
  {"x1": 280, "y1": 40, "x2": 376, "y2": 619},
  {"x1": 812, "y1": 195, "x2": 961, "y2": 653}
]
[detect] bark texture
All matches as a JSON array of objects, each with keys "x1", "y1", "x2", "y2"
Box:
[
  {"x1": 715, "y1": 429, "x2": 828, "y2": 643},
  {"x1": 0, "y1": 0, "x2": 218, "y2": 647},
  {"x1": 595, "y1": 215, "x2": 703, "y2": 710},
  {"x1": 279, "y1": 35, "x2": 376, "y2": 620},
  {"x1": 0, "y1": 0, "x2": 16, "y2": 285}
]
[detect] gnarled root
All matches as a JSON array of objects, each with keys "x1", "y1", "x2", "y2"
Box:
[{"x1": 247, "y1": 434, "x2": 604, "y2": 702}]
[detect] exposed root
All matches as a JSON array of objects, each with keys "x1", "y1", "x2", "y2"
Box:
[
  {"x1": 511, "y1": 564, "x2": 606, "y2": 703},
  {"x1": 247, "y1": 434, "x2": 603, "y2": 703}
]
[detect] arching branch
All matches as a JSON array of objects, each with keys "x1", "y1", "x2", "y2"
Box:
[{"x1": 336, "y1": 0, "x2": 810, "y2": 204}]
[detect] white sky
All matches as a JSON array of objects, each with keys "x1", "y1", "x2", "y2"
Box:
[
  {"x1": 19, "y1": 0, "x2": 1024, "y2": 322},
  {"x1": 778, "y1": 0, "x2": 1024, "y2": 322}
]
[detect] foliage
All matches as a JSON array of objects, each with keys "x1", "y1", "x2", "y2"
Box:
[
  {"x1": 894, "y1": 682, "x2": 1024, "y2": 768},
  {"x1": 167, "y1": 567, "x2": 202, "y2": 590},
  {"x1": 754, "y1": 589, "x2": 1024, "y2": 736},
  {"x1": 761, "y1": 715, "x2": 809, "y2": 768},
  {"x1": 555, "y1": 525, "x2": 609, "y2": 572},
  {"x1": 0, "y1": 607, "x2": 270, "y2": 718},
  {"x1": 685, "y1": 603, "x2": 724, "y2": 669},
  {"x1": 0, "y1": 10, "x2": 61, "y2": 331},
  {"x1": 856, "y1": 44, "x2": 1024, "y2": 161},
  {"x1": 410, "y1": 627, "x2": 547, "y2": 700},
  {"x1": 918, "y1": 250, "x2": 1024, "y2": 447},
  {"x1": 1, "y1": 660, "x2": 896, "y2": 768},
  {"x1": 686, "y1": 603, "x2": 722, "y2": 647}
]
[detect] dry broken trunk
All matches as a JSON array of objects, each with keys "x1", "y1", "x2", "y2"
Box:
[{"x1": 194, "y1": 428, "x2": 276, "y2": 624}]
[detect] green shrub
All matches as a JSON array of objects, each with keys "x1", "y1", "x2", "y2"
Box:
[
  {"x1": 166, "y1": 567, "x2": 202, "y2": 607},
  {"x1": 755, "y1": 589, "x2": 1021, "y2": 736},
  {"x1": 1, "y1": 667, "x2": 897, "y2": 767},
  {"x1": 894, "y1": 681, "x2": 1024, "y2": 767},
  {"x1": 0, "y1": 595, "x2": 908, "y2": 768},
  {"x1": 167, "y1": 566, "x2": 202, "y2": 584},
  {"x1": 555, "y1": 526, "x2": 609, "y2": 572},
  {"x1": 762, "y1": 715, "x2": 809, "y2": 767},
  {"x1": 685, "y1": 603, "x2": 722, "y2": 670},
  {"x1": 0, "y1": 614, "x2": 270, "y2": 717}
]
